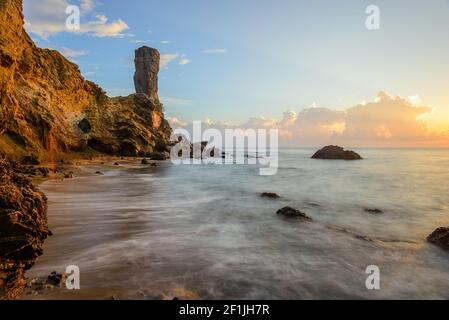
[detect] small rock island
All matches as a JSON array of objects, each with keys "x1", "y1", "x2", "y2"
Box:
[{"x1": 311, "y1": 145, "x2": 362, "y2": 160}]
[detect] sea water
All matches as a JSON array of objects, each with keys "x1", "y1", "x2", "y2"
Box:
[{"x1": 23, "y1": 149, "x2": 449, "y2": 299}]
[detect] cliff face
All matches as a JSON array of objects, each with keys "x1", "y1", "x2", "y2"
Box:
[
  {"x1": 0, "y1": 0, "x2": 172, "y2": 162},
  {"x1": 0, "y1": 158, "x2": 50, "y2": 300}
]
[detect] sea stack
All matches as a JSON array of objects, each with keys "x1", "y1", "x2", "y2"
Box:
[
  {"x1": 311, "y1": 145, "x2": 362, "y2": 160},
  {"x1": 133, "y1": 46, "x2": 160, "y2": 100}
]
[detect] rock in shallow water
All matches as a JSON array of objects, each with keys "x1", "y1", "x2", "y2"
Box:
[
  {"x1": 143, "y1": 151, "x2": 170, "y2": 161},
  {"x1": 364, "y1": 208, "x2": 384, "y2": 214},
  {"x1": 312, "y1": 145, "x2": 362, "y2": 160},
  {"x1": 277, "y1": 207, "x2": 312, "y2": 221},
  {"x1": 427, "y1": 227, "x2": 449, "y2": 250},
  {"x1": 261, "y1": 192, "x2": 280, "y2": 199},
  {"x1": 47, "y1": 271, "x2": 64, "y2": 286}
]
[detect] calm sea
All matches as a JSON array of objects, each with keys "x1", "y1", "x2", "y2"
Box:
[{"x1": 24, "y1": 149, "x2": 449, "y2": 299}]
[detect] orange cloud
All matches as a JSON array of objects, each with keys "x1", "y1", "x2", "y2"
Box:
[{"x1": 168, "y1": 92, "x2": 449, "y2": 148}]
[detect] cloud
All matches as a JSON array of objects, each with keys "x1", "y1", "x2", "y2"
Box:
[
  {"x1": 80, "y1": 0, "x2": 94, "y2": 13},
  {"x1": 83, "y1": 71, "x2": 95, "y2": 77},
  {"x1": 129, "y1": 39, "x2": 146, "y2": 44},
  {"x1": 41, "y1": 45, "x2": 87, "y2": 62},
  {"x1": 24, "y1": 0, "x2": 130, "y2": 39},
  {"x1": 80, "y1": 15, "x2": 130, "y2": 38},
  {"x1": 179, "y1": 55, "x2": 190, "y2": 65},
  {"x1": 161, "y1": 96, "x2": 192, "y2": 107},
  {"x1": 59, "y1": 46, "x2": 88, "y2": 58},
  {"x1": 58, "y1": 47, "x2": 87, "y2": 63},
  {"x1": 161, "y1": 40, "x2": 173, "y2": 44},
  {"x1": 160, "y1": 54, "x2": 190, "y2": 69},
  {"x1": 160, "y1": 53, "x2": 179, "y2": 69},
  {"x1": 203, "y1": 48, "x2": 228, "y2": 54},
  {"x1": 166, "y1": 117, "x2": 188, "y2": 127},
  {"x1": 169, "y1": 92, "x2": 449, "y2": 147}
]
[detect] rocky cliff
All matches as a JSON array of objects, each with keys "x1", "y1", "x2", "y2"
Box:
[
  {"x1": 0, "y1": 0, "x2": 172, "y2": 163},
  {"x1": 0, "y1": 0, "x2": 172, "y2": 299},
  {"x1": 0, "y1": 158, "x2": 50, "y2": 300}
]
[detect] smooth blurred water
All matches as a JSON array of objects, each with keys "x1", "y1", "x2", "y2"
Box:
[{"x1": 24, "y1": 149, "x2": 449, "y2": 299}]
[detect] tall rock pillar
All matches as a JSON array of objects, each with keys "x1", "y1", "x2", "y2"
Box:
[{"x1": 133, "y1": 46, "x2": 160, "y2": 100}]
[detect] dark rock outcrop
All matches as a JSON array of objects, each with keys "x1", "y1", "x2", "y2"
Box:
[
  {"x1": 191, "y1": 142, "x2": 221, "y2": 159},
  {"x1": 311, "y1": 146, "x2": 362, "y2": 160},
  {"x1": 0, "y1": 158, "x2": 51, "y2": 300},
  {"x1": 24, "y1": 271, "x2": 67, "y2": 296},
  {"x1": 276, "y1": 207, "x2": 312, "y2": 221},
  {"x1": 261, "y1": 192, "x2": 280, "y2": 199},
  {"x1": 143, "y1": 151, "x2": 170, "y2": 161},
  {"x1": 427, "y1": 227, "x2": 449, "y2": 250},
  {"x1": 46, "y1": 271, "x2": 64, "y2": 286},
  {"x1": 364, "y1": 208, "x2": 383, "y2": 214}
]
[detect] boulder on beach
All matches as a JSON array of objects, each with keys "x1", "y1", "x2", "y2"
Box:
[
  {"x1": 47, "y1": 271, "x2": 65, "y2": 287},
  {"x1": 144, "y1": 151, "x2": 170, "y2": 161},
  {"x1": 277, "y1": 207, "x2": 312, "y2": 221},
  {"x1": 311, "y1": 145, "x2": 362, "y2": 160},
  {"x1": 63, "y1": 172, "x2": 74, "y2": 179},
  {"x1": 427, "y1": 227, "x2": 449, "y2": 250}
]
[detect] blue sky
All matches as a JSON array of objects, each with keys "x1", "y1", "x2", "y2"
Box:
[{"x1": 24, "y1": 0, "x2": 449, "y2": 134}]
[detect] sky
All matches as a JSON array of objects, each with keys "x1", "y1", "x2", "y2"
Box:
[{"x1": 23, "y1": 0, "x2": 449, "y2": 147}]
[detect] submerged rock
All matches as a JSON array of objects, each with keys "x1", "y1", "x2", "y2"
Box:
[
  {"x1": 364, "y1": 208, "x2": 384, "y2": 214},
  {"x1": 0, "y1": 159, "x2": 50, "y2": 300},
  {"x1": 261, "y1": 192, "x2": 280, "y2": 199},
  {"x1": 277, "y1": 207, "x2": 312, "y2": 221},
  {"x1": 311, "y1": 146, "x2": 362, "y2": 160},
  {"x1": 427, "y1": 227, "x2": 449, "y2": 250}
]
